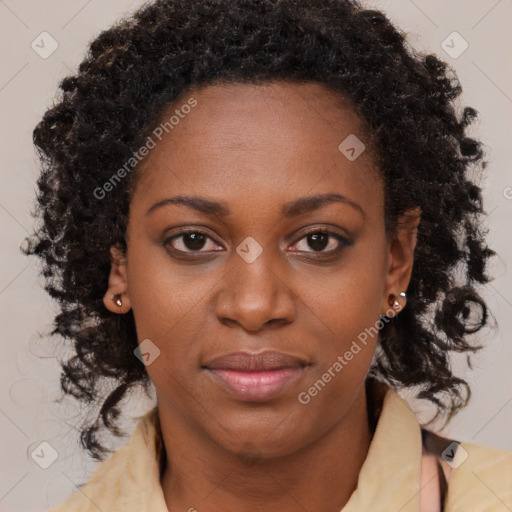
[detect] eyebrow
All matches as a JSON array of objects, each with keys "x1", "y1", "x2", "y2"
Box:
[{"x1": 146, "y1": 193, "x2": 365, "y2": 219}]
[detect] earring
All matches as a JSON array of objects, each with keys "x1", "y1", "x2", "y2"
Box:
[
  {"x1": 388, "y1": 291, "x2": 406, "y2": 312},
  {"x1": 112, "y1": 294, "x2": 123, "y2": 307}
]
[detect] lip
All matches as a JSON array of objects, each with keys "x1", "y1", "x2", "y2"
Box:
[
  {"x1": 203, "y1": 351, "x2": 309, "y2": 402},
  {"x1": 205, "y1": 350, "x2": 308, "y2": 371}
]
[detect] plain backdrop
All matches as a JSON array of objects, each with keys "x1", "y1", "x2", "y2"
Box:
[{"x1": 1, "y1": 1, "x2": 511, "y2": 511}]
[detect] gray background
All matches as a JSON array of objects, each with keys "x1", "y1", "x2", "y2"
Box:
[{"x1": 1, "y1": 1, "x2": 511, "y2": 510}]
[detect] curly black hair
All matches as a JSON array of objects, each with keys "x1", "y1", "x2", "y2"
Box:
[{"x1": 22, "y1": 0, "x2": 496, "y2": 461}]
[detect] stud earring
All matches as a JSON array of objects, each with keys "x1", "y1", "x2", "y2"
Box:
[
  {"x1": 112, "y1": 294, "x2": 123, "y2": 307},
  {"x1": 388, "y1": 291, "x2": 406, "y2": 311}
]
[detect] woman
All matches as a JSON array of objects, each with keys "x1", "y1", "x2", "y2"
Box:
[{"x1": 23, "y1": 0, "x2": 511, "y2": 510}]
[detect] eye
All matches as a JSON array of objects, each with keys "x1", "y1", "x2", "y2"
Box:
[
  {"x1": 164, "y1": 230, "x2": 223, "y2": 254},
  {"x1": 289, "y1": 229, "x2": 351, "y2": 255},
  {"x1": 163, "y1": 227, "x2": 352, "y2": 257}
]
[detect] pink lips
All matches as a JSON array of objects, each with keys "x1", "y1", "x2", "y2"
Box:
[{"x1": 204, "y1": 351, "x2": 308, "y2": 402}]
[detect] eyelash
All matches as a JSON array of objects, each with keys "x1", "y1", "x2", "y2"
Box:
[{"x1": 163, "y1": 227, "x2": 352, "y2": 258}]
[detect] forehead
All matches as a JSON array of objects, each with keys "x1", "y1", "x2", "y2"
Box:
[{"x1": 131, "y1": 81, "x2": 382, "y2": 214}]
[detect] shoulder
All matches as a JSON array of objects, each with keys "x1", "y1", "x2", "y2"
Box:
[
  {"x1": 48, "y1": 444, "x2": 132, "y2": 512},
  {"x1": 445, "y1": 440, "x2": 512, "y2": 511},
  {"x1": 47, "y1": 408, "x2": 164, "y2": 512}
]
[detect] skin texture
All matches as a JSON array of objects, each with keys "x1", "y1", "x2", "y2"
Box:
[{"x1": 103, "y1": 81, "x2": 420, "y2": 512}]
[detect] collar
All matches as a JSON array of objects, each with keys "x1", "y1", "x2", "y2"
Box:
[{"x1": 341, "y1": 378, "x2": 422, "y2": 511}]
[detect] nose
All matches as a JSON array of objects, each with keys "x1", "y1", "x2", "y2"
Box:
[{"x1": 214, "y1": 247, "x2": 296, "y2": 332}]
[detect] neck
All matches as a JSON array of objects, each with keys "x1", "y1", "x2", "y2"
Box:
[{"x1": 160, "y1": 380, "x2": 381, "y2": 512}]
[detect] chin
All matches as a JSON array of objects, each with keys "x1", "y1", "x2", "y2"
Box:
[{"x1": 202, "y1": 405, "x2": 316, "y2": 459}]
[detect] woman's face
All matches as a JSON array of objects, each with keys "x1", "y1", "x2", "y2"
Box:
[{"x1": 104, "y1": 81, "x2": 418, "y2": 458}]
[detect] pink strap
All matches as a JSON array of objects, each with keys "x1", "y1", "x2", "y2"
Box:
[{"x1": 420, "y1": 442, "x2": 453, "y2": 511}]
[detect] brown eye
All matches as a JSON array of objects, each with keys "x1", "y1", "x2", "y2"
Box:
[
  {"x1": 290, "y1": 230, "x2": 351, "y2": 255},
  {"x1": 164, "y1": 231, "x2": 222, "y2": 253},
  {"x1": 304, "y1": 232, "x2": 330, "y2": 252}
]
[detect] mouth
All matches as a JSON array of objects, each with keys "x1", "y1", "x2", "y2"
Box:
[{"x1": 202, "y1": 351, "x2": 309, "y2": 402}]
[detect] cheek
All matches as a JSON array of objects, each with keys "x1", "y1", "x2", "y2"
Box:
[
  {"x1": 294, "y1": 269, "x2": 384, "y2": 429},
  {"x1": 125, "y1": 245, "x2": 229, "y2": 401},
  {"x1": 307, "y1": 244, "x2": 387, "y2": 344},
  {"x1": 294, "y1": 239, "x2": 388, "y2": 403},
  {"x1": 126, "y1": 235, "x2": 212, "y2": 336},
  {"x1": 124, "y1": 231, "x2": 216, "y2": 411}
]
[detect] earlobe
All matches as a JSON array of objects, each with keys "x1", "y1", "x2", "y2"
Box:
[
  {"x1": 103, "y1": 244, "x2": 132, "y2": 314},
  {"x1": 381, "y1": 207, "x2": 421, "y2": 317},
  {"x1": 103, "y1": 292, "x2": 131, "y2": 314},
  {"x1": 381, "y1": 291, "x2": 407, "y2": 318}
]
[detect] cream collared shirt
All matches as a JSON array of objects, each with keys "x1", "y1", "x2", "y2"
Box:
[{"x1": 49, "y1": 387, "x2": 512, "y2": 511}]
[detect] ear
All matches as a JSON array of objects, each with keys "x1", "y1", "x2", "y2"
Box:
[
  {"x1": 103, "y1": 244, "x2": 132, "y2": 314},
  {"x1": 381, "y1": 207, "x2": 421, "y2": 317}
]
